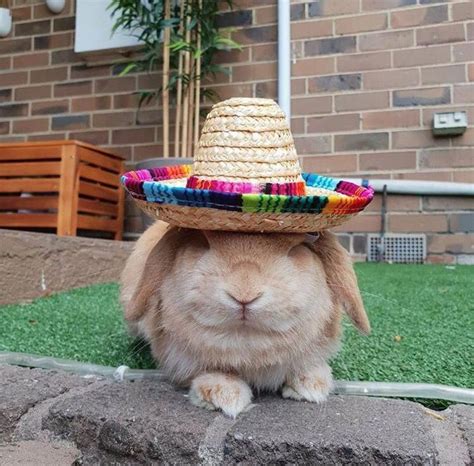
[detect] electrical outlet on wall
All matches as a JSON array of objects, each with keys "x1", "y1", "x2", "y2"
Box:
[{"x1": 432, "y1": 111, "x2": 468, "y2": 136}]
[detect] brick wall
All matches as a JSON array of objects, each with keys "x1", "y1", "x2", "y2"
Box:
[{"x1": 0, "y1": 0, "x2": 473, "y2": 262}]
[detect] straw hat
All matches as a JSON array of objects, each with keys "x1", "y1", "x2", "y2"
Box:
[{"x1": 121, "y1": 98, "x2": 373, "y2": 233}]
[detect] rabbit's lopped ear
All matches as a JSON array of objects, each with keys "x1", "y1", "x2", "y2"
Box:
[
  {"x1": 310, "y1": 231, "x2": 371, "y2": 334},
  {"x1": 125, "y1": 227, "x2": 198, "y2": 322}
]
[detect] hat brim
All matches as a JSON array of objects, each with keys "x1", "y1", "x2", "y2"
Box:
[{"x1": 121, "y1": 165, "x2": 374, "y2": 233}]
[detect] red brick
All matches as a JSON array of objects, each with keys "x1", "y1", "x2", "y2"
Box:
[
  {"x1": 231, "y1": 25, "x2": 277, "y2": 46},
  {"x1": 417, "y1": 23, "x2": 465, "y2": 46},
  {"x1": 31, "y1": 66, "x2": 68, "y2": 84},
  {"x1": 293, "y1": 135, "x2": 332, "y2": 155},
  {"x1": 453, "y1": 43, "x2": 474, "y2": 63},
  {"x1": 308, "y1": 73, "x2": 361, "y2": 92},
  {"x1": 109, "y1": 145, "x2": 132, "y2": 160},
  {"x1": 0, "y1": 56, "x2": 11, "y2": 70},
  {"x1": 453, "y1": 171, "x2": 474, "y2": 183},
  {"x1": 335, "y1": 13, "x2": 387, "y2": 34},
  {"x1": 255, "y1": 5, "x2": 276, "y2": 24},
  {"x1": 424, "y1": 197, "x2": 474, "y2": 212},
  {"x1": 204, "y1": 84, "x2": 253, "y2": 100},
  {"x1": 71, "y1": 96, "x2": 111, "y2": 112},
  {"x1": 52, "y1": 115, "x2": 90, "y2": 131},
  {"x1": 428, "y1": 234, "x2": 474, "y2": 255},
  {"x1": 255, "y1": 80, "x2": 277, "y2": 99},
  {"x1": 112, "y1": 127, "x2": 155, "y2": 145},
  {"x1": 232, "y1": 62, "x2": 276, "y2": 82},
  {"x1": 395, "y1": 171, "x2": 453, "y2": 182},
  {"x1": 13, "y1": 52, "x2": 49, "y2": 69},
  {"x1": 15, "y1": 84, "x2": 51, "y2": 101},
  {"x1": 0, "y1": 104, "x2": 28, "y2": 118},
  {"x1": 12, "y1": 118, "x2": 49, "y2": 134},
  {"x1": 309, "y1": 0, "x2": 360, "y2": 16},
  {"x1": 214, "y1": 47, "x2": 250, "y2": 65},
  {"x1": 69, "y1": 130, "x2": 109, "y2": 146},
  {"x1": 12, "y1": 6, "x2": 31, "y2": 21},
  {"x1": 454, "y1": 84, "x2": 474, "y2": 104},
  {"x1": 305, "y1": 37, "x2": 356, "y2": 57},
  {"x1": 291, "y1": 78, "x2": 306, "y2": 95},
  {"x1": 359, "y1": 30, "x2": 414, "y2": 52},
  {"x1": 335, "y1": 132, "x2": 389, "y2": 152},
  {"x1": 452, "y1": 2, "x2": 474, "y2": 21},
  {"x1": 34, "y1": 32, "x2": 72, "y2": 50},
  {"x1": 302, "y1": 154, "x2": 358, "y2": 174},
  {"x1": 95, "y1": 77, "x2": 136, "y2": 94},
  {"x1": 31, "y1": 99, "x2": 69, "y2": 115},
  {"x1": 291, "y1": 19, "x2": 333, "y2": 40},
  {"x1": 251, "y1": 43, "x2": 277, "y2": 62},
  {"x1": 359, "y1": 151, "x2": 417, "y2": 171},
  {"x1": 366, "y1": 194, "x2": 421, "y2": 213},
  {"x1": 28, "y1": 133, "x2": 66, "y2": 141},
  {"x1": 15, "y1": 19, "x2": 51, "y2": 37},
  {"x1": 291, "y1": 117, "x2": 305, "y2": 134},
  {"x1": 362, "y1": 0, "x2": 416, "y2": 11},
  {"x1": 0, "y1": 38, "x2": 31, "y2": 55},
  {"x1": 0, "y1": 71, "x2": 28, "y2": 87},
  {"x1": 389, "y1": 214, "x2": 448, "y2": 233},
  {"x1": 468, "y1": 23, "x2": 474, "y2": 41},
  {"x1": 292, "y1": 96, "x2": 332, "y2": 115},
  {"x1": 93, "y1": 111, "x2": 135, "y2": 128},
  {"x1": 335, "y1": 91, "x2": 389, "y2": 112},
  {"x1": 136, "y1": 109, "x2": 162, "y2": 126},
  {"x1": 469, "y1": 64, "x2": 474, "y2": 81},
  {"x1": 0, "y1": 122, "x2": 10, "y2": 135},
  {"x1": 362, "y1": 109, "x2": 419, "y2": 130},
  {"x1": 393, "y1": 87, "x2": 450, "y2": 107},
  {"x1": 54, "y1": 81, "x2": 92, "y2": 98},
  {"x1": 393, "y1": 45, "x2": 450, "y2": 68},
  {"x1": 334, "y1": 214, "x2": 381, "y2": 233},
  {"x1": 391, "y1": 5, "x2": 448, "y2": 28},
  {"x1": 337, "y1": 51, "x2": 391, "y2": 72},
  {"x1": 363, "y1": 68, "x2": 419, "y2": 90},
  {"x1": 419, "y1": 148, "x2": 474, "y2": 169},
  {"x1": 426, "y1": 254, "x2": 455, "y2": 265},
  {"x1": 307, "y1": 114, "x2": 360, "y2": 133},
  {"x1": 393, "y1": 130, "x2": 450, "y2": 149},
  {"x1": 0, "y1": 89, "x2": 11, "y2": 104},
  {"x1": 33, "y1": 1, "x2": 72, "y2": 18},
  {"x1": 292, "y1": 57, "x2": 335, "y2": 77},
  {"x1": 133, "y1": 144, "x2": 165, "y2": 161},
  {"x1": 421, "y1": 65, "x2": 466, "y2": 85},
  {"x1": 53, "y1": 16, "x2": 75, "y2": 32},
  {"x1": 452, "y1": 128, "x2": 474, "y2": 147}
]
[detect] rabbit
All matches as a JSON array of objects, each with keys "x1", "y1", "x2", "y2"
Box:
[{"x1": 120, "y1": 220, "x2": 370, "y2": 418}]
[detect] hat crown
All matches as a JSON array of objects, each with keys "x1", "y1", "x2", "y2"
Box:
[{"x1": 191, "y1": 98, "x2": 304, "y2": 188}]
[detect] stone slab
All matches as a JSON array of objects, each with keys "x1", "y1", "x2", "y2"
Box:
[
  {"x1": 0, "y1": 365, "x2": 92, "y2": 442},
  {"x1": 0, "y1": 229, "x2": 133, "y2": 305}
]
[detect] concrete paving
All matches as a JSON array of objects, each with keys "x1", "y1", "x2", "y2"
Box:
[{"x1": 0, "y1": 365, "x2": 472, "y2": 465}]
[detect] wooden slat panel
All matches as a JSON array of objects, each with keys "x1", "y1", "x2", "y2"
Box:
[
  {"x1": 77, "y1": 146, "x2": 123, "y2": 173},
  {"x1": 0, "y1": 213, "x2": 57, "y2": 228},
  {"x1": 78, "y1": 198, "x2": 117, "y2": 217},
  {"x1": 77, "y1": 215, "x2": 118, "y2": 232},
  {"x1": 57, "y1": 144, "x2": 79, "y2": 236},
  {"x1": 0, "y1": 196, "x2": 58, "y2": 211},
  {"x1": 0, "y1": 178, "x2": 60, "y2": 193},
  {"x1": 80, "y1": 164, "x2": 121, "y2": 187},
  {"x1": 0, "y1": 146, "x2": 62, "y2": 160},
  {"x1": 0, "y1": 162, "x2": 61, "y2": 177},
  {"x1": 79, "y1": 180, "x2": 119, "y2": 202}
]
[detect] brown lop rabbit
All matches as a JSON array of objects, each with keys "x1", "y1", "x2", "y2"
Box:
[{"x1": 121, "y1": 220, "x2": 370, "y2": 418}]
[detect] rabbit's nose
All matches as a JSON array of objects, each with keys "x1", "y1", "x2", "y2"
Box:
[{"x1": 225, "y1": 291, "x2": 262, "y2": 307}]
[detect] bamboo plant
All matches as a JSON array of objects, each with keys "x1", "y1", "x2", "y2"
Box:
[{"x1": 109, "y1": 0, "x2": 240, "y2": 158}]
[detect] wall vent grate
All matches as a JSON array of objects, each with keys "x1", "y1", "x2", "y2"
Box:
[{"x1": 367, "y1": 234, "x2": 426, "y2": 264}]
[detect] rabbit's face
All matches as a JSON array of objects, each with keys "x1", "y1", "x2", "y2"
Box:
[{"x1": 164, "y1": 232, "x2": 333, "y2": 335}]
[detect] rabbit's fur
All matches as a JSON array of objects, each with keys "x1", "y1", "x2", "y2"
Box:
[{"x1": 121, "y1": 221, "x2": 370, "y2": 417}]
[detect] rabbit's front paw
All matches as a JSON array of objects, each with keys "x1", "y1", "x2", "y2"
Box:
[
  {"x1": 282, "y1": 364, "x2": 333, "y2": 403},
  {"x1": 189, "y1": 373, "x2": 252, "y2": 418}
]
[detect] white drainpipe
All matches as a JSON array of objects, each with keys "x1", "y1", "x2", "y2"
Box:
[
  {"x1": 345, "y1": 179, "x2": 474, "y2": 196},
  {"x1": 278, "y1": 0, "x2": 291, "y2": 122}
]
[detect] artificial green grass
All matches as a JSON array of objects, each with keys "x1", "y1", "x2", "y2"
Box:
[{"x1": 0, "y1": 264, "x2": 473, "y2": 389}]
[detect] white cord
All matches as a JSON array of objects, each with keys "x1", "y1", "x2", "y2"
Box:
[{"x1": 113, "y1": 365, "x2": 130, "y2": 382}]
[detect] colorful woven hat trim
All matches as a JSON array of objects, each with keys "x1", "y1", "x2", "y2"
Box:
[{"x1": 121, "y1": 165, "x2": 374, "y2": 215}]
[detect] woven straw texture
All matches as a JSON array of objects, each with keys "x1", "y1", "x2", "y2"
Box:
[{"x1": 137, "y1": 200, "x2": 356, "y2": 233}]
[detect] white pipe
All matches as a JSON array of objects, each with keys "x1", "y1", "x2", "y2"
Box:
[
  {"x1": 345, "y1": 178, "x2": 474, "y2": 196},
  {"x1": 278, "y1": 0, "x2": 291, "y2": 122},
  {"x1": 1, "y1": 351, "x2": 473, "y2": 404}
]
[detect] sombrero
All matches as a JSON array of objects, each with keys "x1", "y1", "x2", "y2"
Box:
[{"x1": 121, "y1": 98, "x2": 373, "y2": 233}]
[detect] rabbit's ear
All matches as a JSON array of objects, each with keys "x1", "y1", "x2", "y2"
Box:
[
  {"x1": 125, "y1": 226, "x2": 192, "y2": 322},
  {"x1": 310, "y1": 232, "x2": 370, "y2": 334}
]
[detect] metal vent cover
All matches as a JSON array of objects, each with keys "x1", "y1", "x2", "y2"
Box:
[{"x1": 367, "y1": 234, "x2": 426, "y2": 264}]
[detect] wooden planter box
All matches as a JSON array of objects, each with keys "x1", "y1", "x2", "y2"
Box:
[{"x1": 0, "y1": 140, "x2": 125, "y2": 240}]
